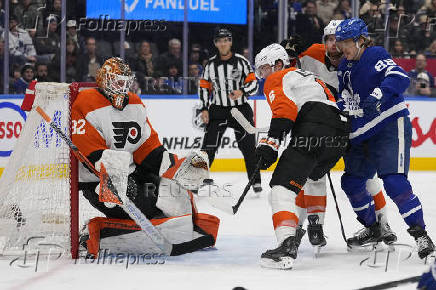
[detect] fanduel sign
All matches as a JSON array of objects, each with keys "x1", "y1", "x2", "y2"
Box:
[{"x1": 87, "y1": 0, "x2": 247, "y2": 24}]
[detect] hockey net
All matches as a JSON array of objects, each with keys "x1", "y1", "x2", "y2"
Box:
[{"x1": 0, "y1": 82, "x2": 101, "y2": 259}]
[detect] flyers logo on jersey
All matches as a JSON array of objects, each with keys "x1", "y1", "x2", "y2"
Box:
[{"x1": 112, "y1": 121, "x2": 141, "y2": 148}]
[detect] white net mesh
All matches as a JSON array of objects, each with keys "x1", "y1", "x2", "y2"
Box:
[{"x1": 0, "y1": 83, "x2": 100, "y2": 257}]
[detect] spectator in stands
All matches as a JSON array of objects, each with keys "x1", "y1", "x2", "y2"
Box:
[
  {"x1": 188, "y1": 63, "x2": 201, "y2": 94},
  {"x1": 131, "y1": 40, "x2": 155, "y2": 77},
  {"x1": 404, "y1": 0, "x2": 426, "y2": 14},
  {"x1": 13, "y1": 0, "x2": 43, "y2": 34},
  {"x1": 43, "y1": 0, "x2": 62, "y2": 22},
  {"x1": 130, "y1": 40, "x2": 155, "y2": 91},
  {"x1": 3, "y1": 14, "x2": 37, "y2": 65},
  {"x1": 75, "y1": 37, "x2": 103, "y2": 82},
  {"x1": 156, "y1": 38, "x2": 182, "y2": 77},
  {"x1": 419, "y1": 0, "x2": 436, "y2": 18},
  {"x1": 295, "y1": 1, "x2": 325, "y2": 48},
  {"x1": 35, "y1": 15, "x2": 60, "y2": 62},
  {"x1": 0, "y1": 1, "x2": 5, "y2": 29},
  {"x1": 35, "y1": 62, "x2": 50, "y2": 82},
  {"x1": 13, "y1": 63, "x2": 34, "y2": 93},
  {"x1": 334, "y1": 0, "x2": 352, "y2": 19},
  {"x1": 66, "y1": 20, "x2": 85, "y2": 53},
  {"x1": 407, "y1": 54, "x2": 435, "y2": 97},
  {"x1": 425, "y1": 40, "x2": 436, "y2": 56},
  {"x1": 408, "y1": 15, "x2": 435, "y2": 53},
  {"x1": 189, "y1": 43, "x2": 203, "y2": 65},
  {"x1": 316, "y1": 0, "x2": 336, "y2": 24},
  {"x1": 163, "y1": 63, "x2": 182, "y2": 94},
  {"x1": 65, "y1": 38, "x2": 78, "y2": 82},
  {"x1": 361, "y1": 2, "x2": 383, "y2": 32},
  {"x1": 391, "y1": 40, "x2": 408, "y2": 58}
]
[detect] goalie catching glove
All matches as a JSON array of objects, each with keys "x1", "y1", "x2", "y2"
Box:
[
  {"x1": 255, "y1": 137, "x2": 279, "y2": 170},
  {"x1": 161, "y1": 151, "x2": 209, "y2": 190}
]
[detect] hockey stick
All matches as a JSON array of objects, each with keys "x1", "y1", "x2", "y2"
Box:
[
  {"x1": 232, "y1": 159, "x2": 263, "y2": 214},
  {"x1": 327, "y1": 171, "x2": 348, "y2": 244},
  {"x1": 35, "y1": 106, "x2": 173, "y2": 255},
  {"x1": 230, "y1": 107, "x2": 268, "y2": 135}
]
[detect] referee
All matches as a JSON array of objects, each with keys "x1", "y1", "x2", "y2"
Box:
[{"x1": 198, "y1": 28, "x2": 261, "y2": 193}]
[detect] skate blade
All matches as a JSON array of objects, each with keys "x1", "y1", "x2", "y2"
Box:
[
  {"x1": 260, "y1": 257, "x2": 294, "y2": 270},
  {"x1": 347, "y1": 242, "x2": 384, "y2": 253},
  {"x1": 313, "y1": 244, "x2": 325, "y2": 257}
]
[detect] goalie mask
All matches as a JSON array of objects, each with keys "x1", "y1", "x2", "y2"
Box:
[{"x1": 96, "y1": 57, "x2": 134, "y2": 110}]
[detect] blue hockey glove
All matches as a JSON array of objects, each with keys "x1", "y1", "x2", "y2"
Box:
[{"x1": 361, "y1": 88, "x2": 383, "y2": 119}]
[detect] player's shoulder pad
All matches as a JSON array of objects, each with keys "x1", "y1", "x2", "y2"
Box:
[
  {"x1": 299, "y1": 43, "x2": 326, "y2": 63},
  {"x1": 265, "y1": 67, "x2": 297, "y2": 88},
  {"x1": 127, "y1": 92, "x2": 144, "y2": 106},
  {"x1": 73, "y1": 88, "x2": 111, "y2": 115},
  {"x1": 365, "y1": 46, "x2": 391, "y2": 62}
]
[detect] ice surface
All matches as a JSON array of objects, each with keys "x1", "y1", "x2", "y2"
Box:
[{"x1": 1, "y1": 171, "x2": 435, "y2": 290}]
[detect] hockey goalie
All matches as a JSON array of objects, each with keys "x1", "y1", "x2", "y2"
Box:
[{"x1": 71, "y1": 57, "x2": 219, "y2": 257}]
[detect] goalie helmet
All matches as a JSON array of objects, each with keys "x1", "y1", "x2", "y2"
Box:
[
  {"x1": 255, "y1": 43, "x2": 290, "y2": 79},
  {"x1": 96, "y1": 57, "x2": 134, "y2": 110}
]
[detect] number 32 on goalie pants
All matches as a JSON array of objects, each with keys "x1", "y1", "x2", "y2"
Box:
[{"x1": 72, "y1": 119, "x2": 85, "y2": 135}]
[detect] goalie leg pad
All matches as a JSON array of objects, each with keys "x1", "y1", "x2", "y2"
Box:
[
  {"x1": 83, "y1": 213, "x2": 220, "y2": 257},
  {"x1": 156, "y1": 178, "x2": 195, "y2": 217}
]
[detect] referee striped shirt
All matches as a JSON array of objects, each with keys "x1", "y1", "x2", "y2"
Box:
[{"x1": 198, "y1": 53, "x2": 258, "y2": 109}]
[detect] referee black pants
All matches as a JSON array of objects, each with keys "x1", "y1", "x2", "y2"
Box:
[{"x1": 201, "y1": 103, "x2": 261, "y2": 184}]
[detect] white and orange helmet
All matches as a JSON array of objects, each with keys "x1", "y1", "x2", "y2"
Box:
[{"x1": 96, "y1": 57, "x2": 134, "y2": 110}]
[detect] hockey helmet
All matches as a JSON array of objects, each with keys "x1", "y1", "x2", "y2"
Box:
[
  {"x1": 335, "y1": 18, "x2": 368, "y2": 42},
  {"x1": 323, "y1": 20, "x2": 343, "y2": 42},
  {"x1": 96, "y1": 57, "x2": 134, "y2": 110},
  {"x1": 255, "y1": 43, "x2": 290, "y2": 79}
]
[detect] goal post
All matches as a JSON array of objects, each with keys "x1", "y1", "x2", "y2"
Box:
[{"x1": 0, "y1": 82, "x2": 98, "y2": 259}]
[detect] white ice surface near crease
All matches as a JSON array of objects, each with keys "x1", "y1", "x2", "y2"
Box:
[{"x1": 1, "y1": 171, "x2": 435, "y2": 290}]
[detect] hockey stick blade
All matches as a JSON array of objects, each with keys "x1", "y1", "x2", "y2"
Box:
[
  {"x1": 232, "y1": 159, "x2": 263, "y2": 214},
  {"x1": 36, "y1": 106, "x2": 172, "y2": 255}
]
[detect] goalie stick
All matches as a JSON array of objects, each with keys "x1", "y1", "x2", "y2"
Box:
[{"x1": 36, "y1": 106, "x2": 172, "y2": 255}]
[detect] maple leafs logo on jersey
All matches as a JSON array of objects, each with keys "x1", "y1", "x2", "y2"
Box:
[{"x1": 112, "y1": 121, "x2": 141, "y2": 148}]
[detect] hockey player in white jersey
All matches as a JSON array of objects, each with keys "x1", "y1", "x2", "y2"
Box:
[
  {"x1": 281, "y1": 20, "x2": 397, "y2": 250},
  {"x1": 254, "y1": 44, "x2": 349, "y2": 269}
]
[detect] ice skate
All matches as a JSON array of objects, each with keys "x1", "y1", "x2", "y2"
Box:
[
  {"x1": 347, "y1": 222, "x2": 382, "y2": 251},
  {"x1": 307, "y1": 215, "x2": 327, "y2": 252},
  {"x1": 295, "y1": 226, "x2": 306, "y2": 248},
  {"x1": 380, "y1": 221, "x2": 397, "y2": 245},
  {"x1": 260, "y1": 236, "x2": 299, "y2": 270},
  {"x1": 408, "y1": 226, "x2": 435, "y2": 259}
]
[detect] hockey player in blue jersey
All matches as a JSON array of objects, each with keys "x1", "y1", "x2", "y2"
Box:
[{"x1": 335, "y1": 18, "x2": 434, "y2": 259}]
